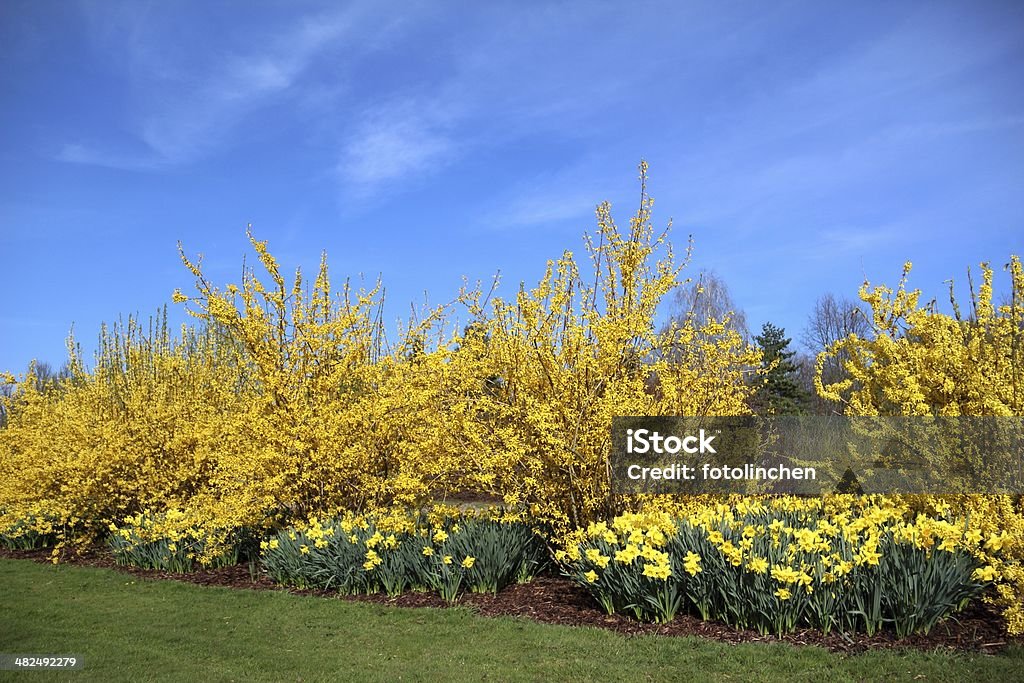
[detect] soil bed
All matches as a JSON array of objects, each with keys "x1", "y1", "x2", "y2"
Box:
[{"x1": 3, "y1": 547, "x2": 1015, "y2": 655}]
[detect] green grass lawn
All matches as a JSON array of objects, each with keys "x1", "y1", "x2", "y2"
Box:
[{"x1": 1, "y1": 559, "x2": 1021, "y2": 683}]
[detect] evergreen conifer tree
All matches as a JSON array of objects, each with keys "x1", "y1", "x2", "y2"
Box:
[{"x1": 752, "y1": 322, "x2": 808, "y2": 415}]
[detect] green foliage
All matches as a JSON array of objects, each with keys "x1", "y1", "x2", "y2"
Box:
[
  {"x1": 107, "y1": 512, "x2": 245, "y2": 572},
  {"x1": 752, "y1": 322, "x2": 808, "y2": 415},
  {"x1": 0, "y1": 515, "x2": 57, "y2": 550},
  {"x1": 446, "y1": 517, "x2": 550, "y2": 593},
  {"x1": 561, "y1": 506, "x2": 987, "y2": 636},
  {"x1": 260, "y1": 515, "x2": 548, "y2": 601}
]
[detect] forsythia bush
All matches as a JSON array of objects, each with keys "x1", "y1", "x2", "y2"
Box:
[
  {"x1": 0, "y1": 163, "x2": 755, "y2": 554},
  {"x1": 816, "y1": 257, "x2": 1024, "y2": 634},
  {"x1": 0, "y1": 319, "x2": 253, "y2": 556},
  {"x1": 816, "y1": 257, "x2": 1023, "y2": 417},
  {"x1": 446, "y1": 165, "x2": 759, "y2": 528}
]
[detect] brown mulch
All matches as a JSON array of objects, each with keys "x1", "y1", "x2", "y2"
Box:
[{"x1": 2, "y1": 547, "x2": 1016, "y2": 655}]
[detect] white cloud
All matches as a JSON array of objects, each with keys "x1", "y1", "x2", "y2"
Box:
[
  {"x1": 340, "y1": 112, "x2": 453, "y2": 186},
  {"x1": 59, "y1": 4, "x2": 373, "y2": 167},
  {"x1": 141, "y1": 11, "x2": 357, "y2": 162}
]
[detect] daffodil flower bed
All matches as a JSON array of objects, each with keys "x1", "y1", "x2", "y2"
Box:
[
  {"x1": 107, "y1": 511, "x2": 250, "y2": 572},
  {"x1": 8, "y1": 494, "x2": 1021, "y2": 640},
  {"x1": 0, "y1": 511, "x2": 59, "y2": 550},
  {"x1": 558, "y1": 498, "x2": 1000, "y2": 636},
  {"x1": 260, "y1": 514, "x2": 548, "y2": 601}
]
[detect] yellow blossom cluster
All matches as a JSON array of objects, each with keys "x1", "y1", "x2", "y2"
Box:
[
  {"x1": 561, "y1": 495, "x2": 1004, "y2": 634},
  {"x1": 814, "y1": 257, "x2": 1024, "y2": 634},
  {"x1": 1, "y1": 167, "x2": 1020, "y2": 635},
  {"x1": 0, "y1": 163, "x2": 757, "y2": 557},
  {"x1": 260, "y1": 512, "x2": 546, "y2": 600}
]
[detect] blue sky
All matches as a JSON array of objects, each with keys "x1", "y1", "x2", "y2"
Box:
[{"x1": 2, "y1": 0, "x2": 1023, "y2": 373}]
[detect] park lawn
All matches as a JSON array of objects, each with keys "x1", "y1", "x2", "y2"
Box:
[{"x1": 1, "y1": 558, "x2": 1022, "y2": 683}]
